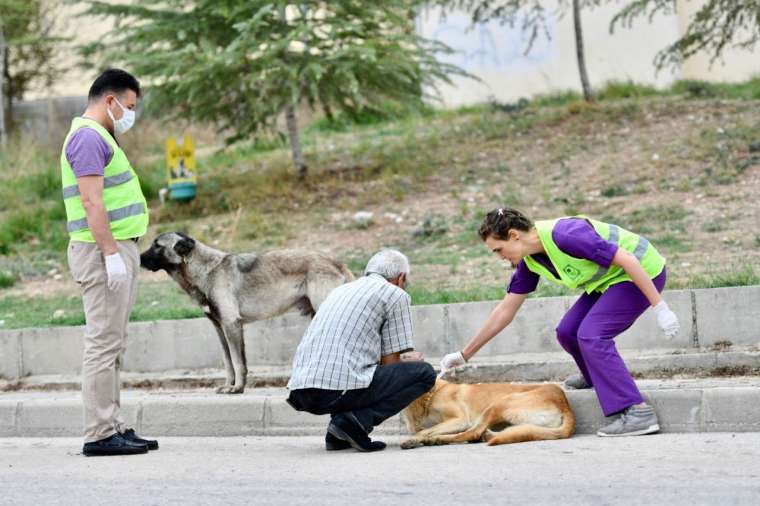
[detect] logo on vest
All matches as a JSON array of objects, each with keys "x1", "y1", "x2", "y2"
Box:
[{"x1": 562, "y1": 265, "x2": 581, "y2": 280}]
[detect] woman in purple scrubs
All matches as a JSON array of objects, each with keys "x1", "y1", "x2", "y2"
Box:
[{"x1": 440, "y1": 208, "x2": 680, "y2": 437}]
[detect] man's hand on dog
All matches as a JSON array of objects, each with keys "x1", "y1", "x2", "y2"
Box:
[{"x1": 400, "y1": 351, "x2": 425, "y2": 362}]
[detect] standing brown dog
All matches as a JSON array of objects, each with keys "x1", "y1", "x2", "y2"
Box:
[{"x1": 400, "y1": 379, "x2": 575, "y2": 448}]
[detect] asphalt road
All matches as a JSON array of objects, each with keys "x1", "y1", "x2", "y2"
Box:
[{"x1": 1, "y1": 433, "x2": 759, "y2": 506}]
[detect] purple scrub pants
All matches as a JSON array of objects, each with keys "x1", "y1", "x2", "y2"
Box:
[{"x1": 556, "y1": 269, "x2": 667, "y2": 416}]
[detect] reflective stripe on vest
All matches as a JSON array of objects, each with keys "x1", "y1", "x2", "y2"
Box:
[
  {"x1": 584, "y1": 225, "x2": 649, "y2": 287},
  {"x1": 66, "y1": 202, "x2": 146, "y2": 232},
  {"x1": 62, "y1": 170, "x2": 135, "y2": 199}
]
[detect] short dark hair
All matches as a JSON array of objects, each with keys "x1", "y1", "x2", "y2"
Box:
[
  {"x1": 478, "y1": 207, "x2": 533, "y2": 241},
  {"x1": 88, "y1": 68, "x2": 141, "y2": 101}
]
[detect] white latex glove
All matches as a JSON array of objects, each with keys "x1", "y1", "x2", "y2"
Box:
[
  {"x1": 653, "y1": 300, "x2": 679, "y2": 339},
  {"x1": 104, "y1": 252, "x2": 128, "y2": 291},
  {"x1": 440, "y1": 351, "x2": 466, "y2": 373}
]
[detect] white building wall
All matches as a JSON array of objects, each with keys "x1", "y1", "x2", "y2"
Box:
[
  {"x1": 26, "y1": 0, "x2": 760, "y2": 107},
  {"x1": 417, "y1": 1, "x2": 760, "y2": 107}
]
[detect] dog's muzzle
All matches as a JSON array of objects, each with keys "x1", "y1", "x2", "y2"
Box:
[{"x1": 139, "y1": 252, "x2": 163, "y2": 272}]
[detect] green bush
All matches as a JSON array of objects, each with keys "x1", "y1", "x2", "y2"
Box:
[
  {"x1": 0, "y1": 203, "x2": 68, "y2": 255},
  {"x1": 601, "y1": 185, "x2": 630, "y2": 198},
  {"x1": 0, "y1": 270, "x2": 16, "y2": 289},
  {"x1": 531, "y1": 90, "x2": 582, "y2": 108},
  {"x1": 671, "y1": 77, "x2": 760, "y2": 100},
  {"x1": 597, "y1": 80, "x2": 659, "y2": 100},
  {"x1": 671, "y1": 80, "x2": 719, "y2": 98}
]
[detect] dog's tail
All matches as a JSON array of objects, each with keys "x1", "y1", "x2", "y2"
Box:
[{"x1": 336, "y1": 261, "x2": 355, "y2": 282}]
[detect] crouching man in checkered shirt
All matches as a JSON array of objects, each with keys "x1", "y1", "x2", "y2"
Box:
[{"x1": 287, "y1": 249, "x2": 436, "y2": 452}]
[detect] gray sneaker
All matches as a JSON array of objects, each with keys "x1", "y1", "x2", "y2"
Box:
[
  {"x1": 597, "y1": 405, "x2": 660, "y2": 437},
  {"x1": 563, "y1": 374, "x2": 591, "y2": 390}
]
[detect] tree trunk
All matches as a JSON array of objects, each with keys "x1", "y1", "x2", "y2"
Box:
[
  {"x1": 572, "y1": 0, "x2": 594, "y2": 102},
  {"x1": 285, "y1": 104, "x2": 307, "y2": 178},
  {"x1": 322, "y1": 101, "x2": 334, "y2": 123},
  {"x1": 2, "y1": 41, "x2": 11, "y2": 133},
  {"x1": 0, "y1": 26, "x2": 6, "y2": 147}
]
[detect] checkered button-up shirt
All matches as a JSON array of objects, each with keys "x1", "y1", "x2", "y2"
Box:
[{"x1": 287, "y1": 273, "x2": 415, "y2": 391}]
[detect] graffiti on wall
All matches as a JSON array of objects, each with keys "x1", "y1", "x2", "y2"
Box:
[{"x1": 425, "y1": 11, "x2": 558, "y2": 71}]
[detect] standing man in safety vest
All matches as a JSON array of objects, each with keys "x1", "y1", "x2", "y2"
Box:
[
  {"x1": 440, "y1": 208, "x2": 680, "y2": 437},
  {"x1": 61, "y1": 68, "x2": 157, "y2": 456}
]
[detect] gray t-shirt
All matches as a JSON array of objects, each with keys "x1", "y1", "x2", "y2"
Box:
[
  {"x1": 288, "y1": 274, "x2": 415, "y2": 391},
  {"x1": 65, "y1": 126, "x2": 113, "y2": 177}
]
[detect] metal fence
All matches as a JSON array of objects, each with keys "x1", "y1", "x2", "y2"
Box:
[{"x1": 8, "y1": 95, "x2": 88, "y2": 146}]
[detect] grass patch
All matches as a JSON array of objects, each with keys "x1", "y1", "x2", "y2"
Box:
[
  {"x1": 596, "y1": 80, "x2": 659, "y2": 100},
  {"x1": 618, "y1": 204, "x2": 688, "y2": 233},
  {"x1": 651, "y1": 233, "x2": 692, "y2": 253},
  {"x1": 0, "y1": 139, "x2": 70, "y2": 257},
  {"x1": 408, "y1": 285, "x2": 505, "y2": 305},
  {"x1": 0, "y1": 282, "x2": 202, "y2": 330},
  {"x1": 526, "y1": 77, "x2": 760, "y2": 109},
  {"x1": 531, "y1": 90, "x2": 582, "y2": 108},
  {"x1": 683, "y1": 267, "x2": 760, "y2": 289},
  {"x1": 0, "y1": 293, "x2": 86, "y2": 329},
  {"x1": 671, "y1": 78, "x2": 760, "y2": 100},
  {"x1": 0, "y1": 202, "x2": 69, "y2": 256}
]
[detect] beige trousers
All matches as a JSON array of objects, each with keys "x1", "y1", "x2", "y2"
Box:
[{"x1": 68, "y1": 239, "x2": 139, "y2": 443}]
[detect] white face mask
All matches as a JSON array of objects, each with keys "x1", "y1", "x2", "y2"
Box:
[{"x1": 106, "y1": 97, "x2": 136, "y2": 135}]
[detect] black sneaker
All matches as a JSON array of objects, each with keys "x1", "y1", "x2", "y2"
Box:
[
  {"x1": 325, "y1": 431, "x2": 352, "y2": 451},
  {"x1": 83, "y1": 433, "x2": 148, "y2": 457},
  {"x1": 121, "y1": 428, "x2": 159, "y2": 450},
  {"x1": 328, "y1": 413, "x2": 386, "y2": 452}
]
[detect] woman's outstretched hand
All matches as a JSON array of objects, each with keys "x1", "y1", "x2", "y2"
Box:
[{"x1": 440, "y1": 351, "x2": 466, "y2": 372}]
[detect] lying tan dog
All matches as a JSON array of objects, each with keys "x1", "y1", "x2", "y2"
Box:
[{"x1": 400, "y1": 379, "x2": 575, "y2": 448}]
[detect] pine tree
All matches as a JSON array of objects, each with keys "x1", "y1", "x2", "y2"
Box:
[{"x1": 77, "y1": 1, "x2": 464, "y2": 177}]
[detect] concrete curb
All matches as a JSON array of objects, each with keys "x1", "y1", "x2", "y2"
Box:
[
  {"x1": 2, "y1": 381, "x2": 760, "y2": 437},
  {"x1": 2, "y1": 285, "x2": 759, "y2": 380},
  {"x1": 3, "y1": 348, "x2": 759, "y2": 392},
  {"x1": 449, "y1": 349, "x2": 760, "y2": 383}
]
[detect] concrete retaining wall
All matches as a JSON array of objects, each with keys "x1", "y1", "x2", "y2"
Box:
[{"x1": 1, "y1": 286, "x2": 759, "y2": 380}]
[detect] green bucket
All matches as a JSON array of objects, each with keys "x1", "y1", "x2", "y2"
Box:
[{"x1": 169, "y1": 181, "x2": 197, "y2": 201}]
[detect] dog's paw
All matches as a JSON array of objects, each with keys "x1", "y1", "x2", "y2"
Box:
[
  {"x1": 400, "y1": 438, "x2": 423, "y2": 450},
  {"x1": 216, "y1": 385, "x2": 245, "y2": 394}
]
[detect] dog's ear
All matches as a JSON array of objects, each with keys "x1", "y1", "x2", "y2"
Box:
[{"x1": 173, "y1": 235, "x2": 196, "y2": 257}]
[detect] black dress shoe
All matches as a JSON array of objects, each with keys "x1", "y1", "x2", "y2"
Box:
[
  {"x1": 83, "y1": 433, "x2": 148, "y2": 457},
  {"x1": 328, "y1": 413, "x2": 386, "y2": 452},
  {"x1": 122, "y1": 428, "x2": 159, "y2": 450},
  {"x1": 325, "y1": 431, "x2": 352, "y2": 451}
]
